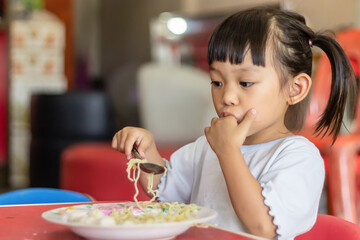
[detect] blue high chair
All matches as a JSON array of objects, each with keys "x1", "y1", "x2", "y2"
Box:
[{"x1": 0, "y1": 187, "x2": 93, "y2": 205}]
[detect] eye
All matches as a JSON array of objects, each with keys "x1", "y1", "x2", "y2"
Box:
[
  {"x1": 239, "y1": 82, "x2": 254, "y2": 87},
  {"x1": 211, "y1": 81, "x2": 222, "y2": 87}
]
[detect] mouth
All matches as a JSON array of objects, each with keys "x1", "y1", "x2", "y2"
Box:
[{"x1": 220, "y1": 112, "x2": 243, "y2": 124}]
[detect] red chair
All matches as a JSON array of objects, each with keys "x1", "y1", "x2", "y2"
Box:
[
  {"x1": 295, "y1": 214, "x2": 360, "y2": 240},
  {"x1": 300, "y1": 29, "x2": 360, "y2": 223},
  {"x1": 60, "y1": 142, "x2": 178, "y2": 201},
  {"x1": 60, "y1": 142, "x2": 149, "y2": 201}
]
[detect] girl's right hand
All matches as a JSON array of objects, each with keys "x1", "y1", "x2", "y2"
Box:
[
  {"x1": 111, "y1": 127, "x2": 156, "y2": 160},
  {"x1": 112, "y1": 127, "x2": 164, "y2": 196}
]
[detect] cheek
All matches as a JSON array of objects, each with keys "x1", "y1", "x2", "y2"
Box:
[
  {"x1": 252, "y1": 89, "x2": 284, "y2": 110},
  {"x1": 249, "y1": 98, "x2": 274, "y2": 123},
  {"x1": 211, "y1": 91, "x2": 221, "y2": 109},
  {"x1": 250, "y1": 95, "x2": 287, "y2": 125},
  {"x1": 213, "y1": 102, "x2": 222, "y2": 117},
  {"x1": 211, "y1": 88, "x2": 218, "y2": 99}
]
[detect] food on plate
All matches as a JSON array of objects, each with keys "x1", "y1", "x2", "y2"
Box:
[
  {"x1": 65, "y1": 157, "x2": 199, "y2": 226},
  {"x1": 66, "y1": 202, "x2": 199, "y2": 226}
]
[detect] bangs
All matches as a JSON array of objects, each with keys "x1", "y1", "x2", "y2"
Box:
[{"x1": 207, "y1": 8, "x2": 272, "y2": 66}]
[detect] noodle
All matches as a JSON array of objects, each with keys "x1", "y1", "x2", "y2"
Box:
[
  {"x1": 110, "y1": 201, "x2": 199, "y2": 224},
  {"x1": 118, "y1": 157, "x2": 199, "y2": 223},
  {"x1": 127, "y1": 158, "x2": 169, "y2": 209},
  {"x1": 68, "y1": 157, "x2": 199, "y2": 225},
  {"x1": 126, "y1": 158, "x2": 147, "y2": 208}
]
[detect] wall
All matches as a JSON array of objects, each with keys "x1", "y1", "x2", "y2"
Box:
[
  {"x1": 181, "y1": 0, "x2": 356, "y2": 31},
  {"x1": 74, "y1": 0, "x2": 101, "y2": 89},
  {"x1": 284, "y1": 0, "x2": 356, "y2": 31},
  {"x1": 99, "y1": 0, "x2": 181, "y2": 128},
  {"x1": 180, "y1": 0, "x2": 279, "y2": 15}
]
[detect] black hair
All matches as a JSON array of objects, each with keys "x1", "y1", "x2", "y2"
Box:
[{"x1": 208, "y1": 6, "x2": 358, "y2": 142}]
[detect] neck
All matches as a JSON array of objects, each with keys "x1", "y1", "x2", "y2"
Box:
[{"x1": 244, "y1": 126, "x2": 293, "y2": 145}]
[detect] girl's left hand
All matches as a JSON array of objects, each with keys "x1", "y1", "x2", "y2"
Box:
[{"x1": 204, "y1": 109, "x2": 256, "y2": 157}]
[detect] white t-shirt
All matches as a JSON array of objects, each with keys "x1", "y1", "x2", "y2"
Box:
[{"x1": 158, "y1": 135, "x2": 325, "y2": 240}]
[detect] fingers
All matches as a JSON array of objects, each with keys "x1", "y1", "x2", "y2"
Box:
[
  {"x1": 111, "y1": 129, "x2": 134, "y2": 159},
  {"x1": 111, "y1": 130, "x2": 124, "y2": 150},
  {"x1": 210, "y1": 117, "x2": 218, "y2": 125},
  {"x1": 135, "y1": 139, "x2": 149, "y2": 159},
  {"x1": 111, "y1": 134, "x2": 117, "y2": 149},
  {"x1": 204, "y1": 126, "x2": 210, "y2": 136},
  {"x1": 111, "y1": 127, "x2": 152, "y2": 160},
  {"x1": 124, "y1": 134, "x2": 140, "y2": 160},
  {"x1": 239, "y1": 109, "x2": 256, "y2": 131},
  {"x1": 205, "y1": 117, "x2": 217, "y2": 136}
]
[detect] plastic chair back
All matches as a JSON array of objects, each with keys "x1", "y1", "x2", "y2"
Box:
[
  {"x1": 295, "y1": 214, "x2": 360, "y2": 240},
  {"x1": 0, "y1": 187, "x2": 93, "y2": 205}
]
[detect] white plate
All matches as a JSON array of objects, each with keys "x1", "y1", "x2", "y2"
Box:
[{"x1": 42, "y1": 202, "x2": 217, "y2": 240}]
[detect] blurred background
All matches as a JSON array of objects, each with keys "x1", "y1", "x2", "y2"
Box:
[{"x1": 0, "y1": 0, "x2": 359, "y2": 224}]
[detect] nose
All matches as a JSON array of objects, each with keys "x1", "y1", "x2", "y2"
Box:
[{"x1": 222, "y1": 85, "x2": 239, "y2": 105}]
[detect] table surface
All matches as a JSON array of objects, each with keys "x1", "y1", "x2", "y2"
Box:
[{"x1": 0, "y1": 202, "x2": 265, "y2": 240}]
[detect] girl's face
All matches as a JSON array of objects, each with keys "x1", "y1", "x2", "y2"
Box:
[{"x1": 209, "y1": 52, "x2": 293, "y2": 145}]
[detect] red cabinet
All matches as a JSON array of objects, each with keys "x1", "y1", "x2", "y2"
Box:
[{"x1": 0, "y1": 32, "x2": 7, "y2": 165}]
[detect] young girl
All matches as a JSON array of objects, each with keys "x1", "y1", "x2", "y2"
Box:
[{"x1": 112, "y1": 6, "x2": 358, "y2": 240}]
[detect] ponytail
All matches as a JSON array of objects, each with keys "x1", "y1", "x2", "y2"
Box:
[{"x1": 312, "y1": 33, "x2": 358, "y2": 143}]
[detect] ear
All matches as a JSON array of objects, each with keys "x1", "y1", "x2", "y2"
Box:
[{"x1": 287, "y1": 73, "x2": 312, "y2": 105}]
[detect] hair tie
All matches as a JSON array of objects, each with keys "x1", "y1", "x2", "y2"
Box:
[{"x1": 309, "y1": 39, "x2": 313, "y2": 48}]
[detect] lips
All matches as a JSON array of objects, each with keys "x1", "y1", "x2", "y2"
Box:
[{"x1": 220, "y1": 112, "x2": 243, "y2": 124}]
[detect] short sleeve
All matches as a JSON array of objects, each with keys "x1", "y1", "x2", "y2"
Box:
[
  {"x1": 259, "y1": 143, "x2": 325, "y2": 239},
  {"x1": 157, "y1": 139, "x2": 199, "y2": 203}
]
